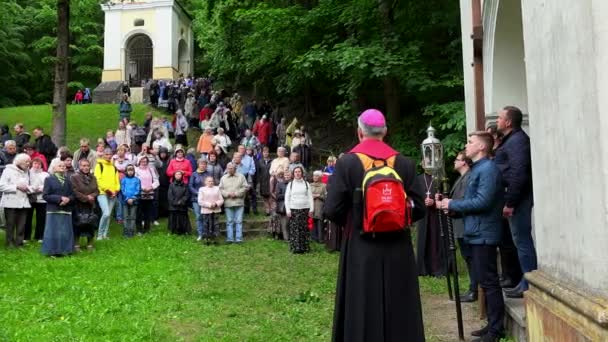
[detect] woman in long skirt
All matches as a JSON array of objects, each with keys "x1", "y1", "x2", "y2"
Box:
[
  {"x1": 168, "y1": 171, "x2": 192, "y2": 235},
  {"x1": 284, "y1": 166, "x2": 313, "y2": 253},
  {"x1": 41, "y1": 159, "x2": 75, "y2": 256}
]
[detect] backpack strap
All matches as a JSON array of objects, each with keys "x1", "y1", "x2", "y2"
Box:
[{"x1": 355, "y1": 153, "x2": 396, "y2": 171}]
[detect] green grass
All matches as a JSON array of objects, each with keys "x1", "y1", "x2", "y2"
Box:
[
  {"x1": 0, "y1": 222, "x2": 339, "y2": 341},
  {"x1": 0, "y1": 104, "x2": 168, "y2": 151}
]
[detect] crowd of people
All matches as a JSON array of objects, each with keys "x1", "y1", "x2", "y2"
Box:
[
  {"x1": 0, "y1": 73, "x2": 534, "y2": 341},
  {"x1": 0, "y1": 79, "x2": 339, "y2": 257}
]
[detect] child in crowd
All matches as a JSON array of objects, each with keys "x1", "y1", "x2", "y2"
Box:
[
  {"x1": 311, "y1": 170, "x2": 327, "y2": 243},
  {"x1": 197, "y1": 176, "x2": 224, "y2": 245},
  {"x1": 168, "y1": 171, "x2": 192, "y2": 235},
  {"x1": 106, "y1": 130, "x2": 117, "y2": 152},
  {"x1": 120, "y1": 165, "x2": 141, "y2": 237}
]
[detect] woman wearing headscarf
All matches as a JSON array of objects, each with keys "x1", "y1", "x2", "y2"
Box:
[
  {"x1": 41, "y1": 159, "x2": 75, "y2": 256},
  {"x1": 284, "y1": 166, "x2": 313, "y2": 253},
  {"x1": 0, "y1": 153, "x2": 32, "y2": 247},
  {"x1": 166, "y1": 145, "x2": 193, "y2": 184},
  {"x1": 71, "y1": 159, "x2": 100, "y2": 251},
  {"x1": 24, "y1": 157, "x2": 49, "y2": 243}
]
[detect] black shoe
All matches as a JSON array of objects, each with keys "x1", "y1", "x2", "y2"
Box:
[
  {"x1": 503, "y1": 286, "x2": 523, "y2": 296},
  {"x1": 505, "y1": 289, "x2": 524, "y2": 298},
  {"x1": 460, "y1": 290, "x2": 478, "y2": 303},
  {"x1": 500, "y1": 278, "x2": 517, "y2": 288},
  {"x1": 472, "y1": 333, "x2": 500, "y2": 342},
  {"x1": 471, "y1": 326, "x2": 488, "y2": 337}
]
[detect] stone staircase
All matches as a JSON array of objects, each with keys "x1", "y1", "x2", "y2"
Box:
[{"x1": 505, "y1": 297, "x2": 527, "y2": 341}]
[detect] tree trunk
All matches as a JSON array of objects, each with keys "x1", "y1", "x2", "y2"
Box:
[
  {"x1": 377, "y1": 0, "x2": 401, "y2": 126},
  {"x1": 51, "y1": 0, "x2": 70, "y2": 146}
]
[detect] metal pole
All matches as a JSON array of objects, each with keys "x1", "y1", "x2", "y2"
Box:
[
  {"x1": 435, "y1": 178, "x2": 453, "y2": 301},
  {"x1": 443, "y1": 179, "x2": 465, "y2": 340}
]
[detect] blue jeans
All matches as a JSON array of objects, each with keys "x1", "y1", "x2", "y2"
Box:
[
  {"x1": 508, "y1": 193, "x2": 537, "y2": 289},
  {"x1": 192, "y1": 202, "x2": 204, "y2": 237},
  {"x1": 97, "y1": 195, "x2": 117, "y2": 238},
  {"x1": 115, "y1": 192, "x2": 124, "y2": 221},
  {"x1": 225, "y1": 206, "x2": 244, "y2": 242}
]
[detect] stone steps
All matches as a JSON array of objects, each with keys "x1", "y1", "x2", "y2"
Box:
[{"x1": 504, "y1": 297, "x2": 527, "y2": 341}]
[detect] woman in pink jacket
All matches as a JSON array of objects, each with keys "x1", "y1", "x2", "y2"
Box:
[{"x1": 197, "y1": 176, "x2": 224, "y2": 245}]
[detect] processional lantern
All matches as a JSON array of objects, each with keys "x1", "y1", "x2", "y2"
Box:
[{"x1": 421, "y1": 124, "x2": 444, "y2": 174}]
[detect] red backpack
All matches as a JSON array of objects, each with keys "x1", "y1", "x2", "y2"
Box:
[{"x1": 355, "y1": 153, "x2": 412, "y2": 234}]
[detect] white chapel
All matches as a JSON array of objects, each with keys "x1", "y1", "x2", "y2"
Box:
[{"x1": 97, "y1": 0, "x2": 193, "y2": 101}]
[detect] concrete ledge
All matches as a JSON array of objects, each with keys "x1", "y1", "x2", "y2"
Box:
[{"x1": 525, "y1": 270, "x2": 608, "y2": 341}]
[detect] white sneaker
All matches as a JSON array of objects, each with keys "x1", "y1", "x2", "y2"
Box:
[
  {"x1": 37, "y1": 240, "x2": 43, "y2": 243},
  {"x1": 196, "y1": 236, "x2": 202, "y2": 241},
  {"x1": 153, "y1": 221, "x2": 160, "y2": 226}
]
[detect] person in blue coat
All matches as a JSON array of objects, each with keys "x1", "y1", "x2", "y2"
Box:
[
  {"x1": 120, "y1": 165, "x2": 140, "y2": 237},
  {"x1": 118, "y1": 94, "x2": 133, "y2": 121},
  {"x1": 440, "y1": 131, "x2": 505, "y2": 342}
]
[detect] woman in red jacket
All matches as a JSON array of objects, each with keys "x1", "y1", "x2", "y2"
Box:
[{"x1": 166, "y1": 145, "x2": 193, "y2": 183}]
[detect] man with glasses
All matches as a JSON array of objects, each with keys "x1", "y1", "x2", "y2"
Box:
[
  {"x1": 450, "y1": 151, "x2": 477, "y2": 302},
  {"x1": 73, "y1": 138, "x2": 97, "y2": 171}
]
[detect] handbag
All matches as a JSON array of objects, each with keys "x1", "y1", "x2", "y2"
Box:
[{"x1": 75, "y1": 206, "x2": 100, "y2": 228}]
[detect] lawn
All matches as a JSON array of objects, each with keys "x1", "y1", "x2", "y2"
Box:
[
  {"x1": 0, "y1": 222, "x2": 340, "y2": 341},
  {"x1": 0, "y1": 104, "x2": 168, "y2": 151},
  {"x1": 0, "y1": 104, "x2": 477, "y2": 341}
]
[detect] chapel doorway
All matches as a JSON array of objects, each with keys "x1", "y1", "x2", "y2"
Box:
[{"x1": 126, "y1": 34, "x2": 153, "y2": 87}]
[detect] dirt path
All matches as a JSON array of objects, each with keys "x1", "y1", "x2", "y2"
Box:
[{"x1": 422, "y1": 293, "x2": 483, "y2": 341}]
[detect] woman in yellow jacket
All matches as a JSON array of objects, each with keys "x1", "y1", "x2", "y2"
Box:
[
  {"x1": 94, "y1": 148, "x2": 120, "y2": 240},
  {"x1": 285, "y1": 117, "x2": 299, "y2": 148}
]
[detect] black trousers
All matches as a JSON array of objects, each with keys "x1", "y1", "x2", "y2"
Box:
[
  {"x1": 5, "y1": 208, "x2": 28, "y2": 247},
  {"x1": 25, "y1": 202, "x2": 47, "y2": 241},
  {"x1": 499, "y1": 219, "x2": 523, "y2": 285},
  {"x1": 458, "y1": 238, "x2": 477, "y2": 292},
  {"x1": 472, "y1": 244, "x2": 504, "y2": 337},
  {"x1": 137, "y1": 199, "x2": 155, "y2": 234}
]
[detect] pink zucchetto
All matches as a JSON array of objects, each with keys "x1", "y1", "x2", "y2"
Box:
[{"x1": 358, "y1": 109, "x2": 386, "y2": 127}]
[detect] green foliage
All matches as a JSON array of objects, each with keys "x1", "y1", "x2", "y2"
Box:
[
  {"x1": 193, "y1": 0, "x2": 467, "y2": 153},
  {"x1": 0, "y1": 0, "x2": 104, "y2": 107}
]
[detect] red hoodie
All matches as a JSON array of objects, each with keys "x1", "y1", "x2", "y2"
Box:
[
  {"x1": 166, "y1": 158, "x2": 193, "y2": 183},
  {"x1": 29, "y1": 151, "x2": 48, "y2": 171},
  {"x1": 199, "y1": 107, "x2": 213, "y2": 122}
]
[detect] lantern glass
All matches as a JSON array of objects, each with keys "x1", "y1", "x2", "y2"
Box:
[{"x1": 421, "y1": 125, "x2": 444, "y2": 173}]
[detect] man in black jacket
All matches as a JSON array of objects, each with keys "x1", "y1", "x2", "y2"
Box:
[
  {"x1": 33, "y1": 127, "x2": 57, "y2": 164},
  {"x1": 494, "y1": 106, "x2": 536, "y2": 298},
  {"x1": 13, "y1": 123, "x2": 30, "y2": 152}
]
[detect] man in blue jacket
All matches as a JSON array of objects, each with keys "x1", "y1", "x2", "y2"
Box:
[
  {"x1": 440, "y1": 131, "x2": 505, "y2": 342},
  {"x1": 495, "y1": 105, "x2": 536, "y2": 298}
]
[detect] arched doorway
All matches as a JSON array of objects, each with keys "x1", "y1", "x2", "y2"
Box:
[
  {"x1": 485, "y1": 0, "x2": 528, "y2": 129},
  {"x1": 178, "y1": 39, "x2": 189, "y2": 77},
  {"x1": 126, "y1": 34, "x2": 153, "y2": 87}
]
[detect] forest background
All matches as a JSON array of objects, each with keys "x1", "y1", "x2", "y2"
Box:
[{"x1": 0, "y1": 0, "x2": 466, "y2": 157}]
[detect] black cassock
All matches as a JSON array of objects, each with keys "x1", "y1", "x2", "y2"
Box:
[
  {"x1": 415, "y1": 173, "x2": 448, "y2": 277},
  {"x1": 325, "y1": 149, "x2": 426, "y2": 342}
]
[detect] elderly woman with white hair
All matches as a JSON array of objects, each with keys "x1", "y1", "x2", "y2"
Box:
[
  {"x1": 213, "y1": 127, "x2": 232, "y2": 152},
  {"x1": 41, "y1": 158, "x2": 75, "y2": 256},
  {"x1": 0, "y1": 153, "x2": 33, "y2": 247}
]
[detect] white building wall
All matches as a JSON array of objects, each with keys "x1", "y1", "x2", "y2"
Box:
[
  {"x1": 459, "y1": 0, "x2": 477, "y2": 133},
  {"x1": 103, "y1": 11, "x2": 122, "y2": 70},
  {"x1": 522, "y1": 0, "x2": 608, "y2": 295},
  {"x1": 155, "y1": 6, "x2": 174, "y2": 68}
]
